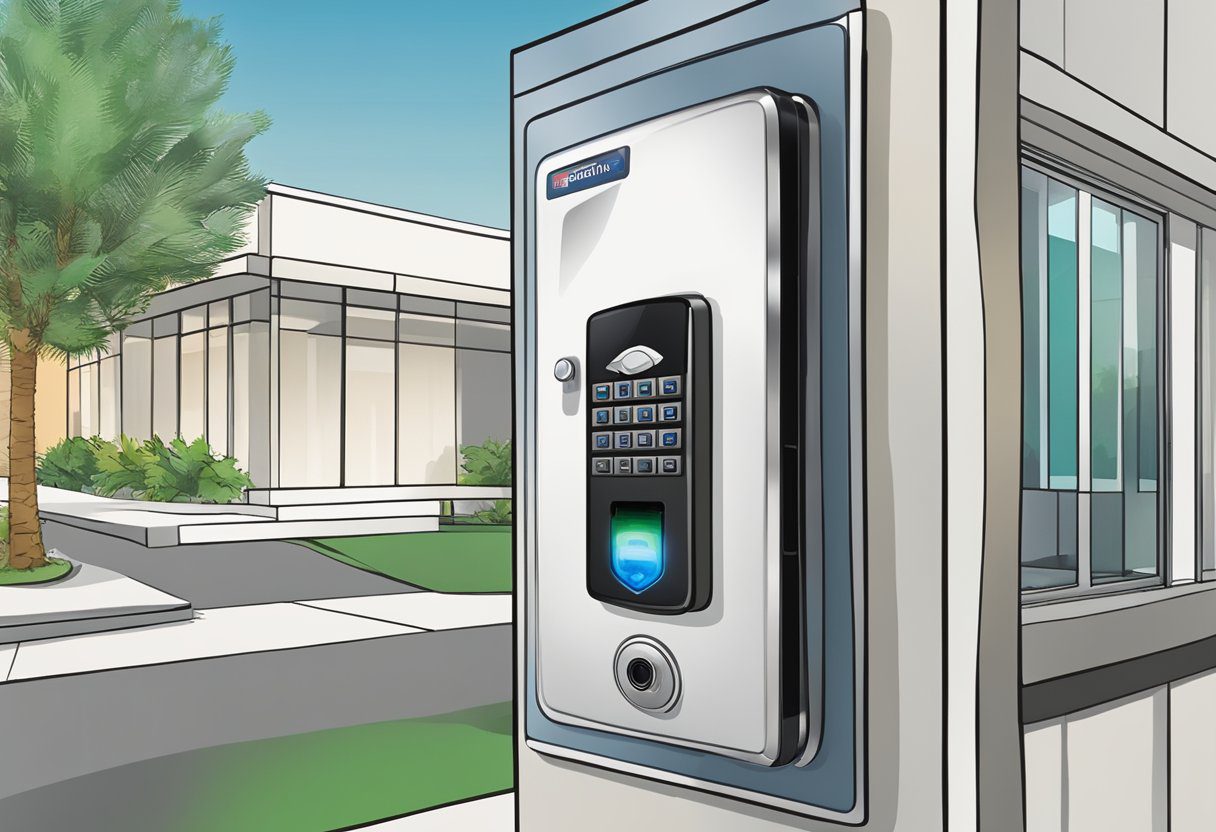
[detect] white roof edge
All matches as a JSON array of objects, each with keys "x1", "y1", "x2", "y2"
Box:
[{"x1": 265, "y1": 183, "x2": 510, "y2": 239}]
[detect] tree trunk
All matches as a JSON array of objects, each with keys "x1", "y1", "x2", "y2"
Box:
[{"x1": 8, "y1": 343, "x2": 45, "y2": 569}]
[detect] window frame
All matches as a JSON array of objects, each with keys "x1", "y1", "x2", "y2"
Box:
[{"x1": 1019, "y1": 156, "x2": 1169, "y2": 603}]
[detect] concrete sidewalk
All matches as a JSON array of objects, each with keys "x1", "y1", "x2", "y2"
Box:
[
  {"x1": 41, "y1": 520, "x2": 420, "y2": 609},
  {"x1": 0, "y1": 591, "x2": 512, "y2": 799},
  {"x1": 0, "y1": 558, "x2": 192, "y2": 644},
  {"x1": 364, "y1": 793, "x2": 515, "y2": 831},
  {"x1": 0, "y1": 482, "x2": 440, "y2": 546},
  {"x1": 2, "y1": 591, "x2": 511, "y2": 681}
]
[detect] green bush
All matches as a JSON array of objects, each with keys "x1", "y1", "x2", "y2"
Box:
[
  {"x1": 92, "y1": 435, "x2": 154, "y2": 497},
  {"x1": 141, "y1": 436, "x2": 254, "y2": 503},
  {"x1": 37, "y1": 435, "x2": 253, "y2": 504},
  {"x1": 38, "y1": 436, "x2": 106, "y2": 492},
  {"x1": 469, "y1": 499, "x2": 512, "y2": 526},
  {"x1": 458, "y1": 438, "x2": 512, "y2": 486}
]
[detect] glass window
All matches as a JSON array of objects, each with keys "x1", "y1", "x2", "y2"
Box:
[
  {"x1": 154, "y1": 314, "x2": 179, "y2": 338},
  {"x1": 99, "y1": 356, "x2": 120, "y2": 440},
  {"x1": 279, "y1": 299, "x2": 341, "y2": 336},
  {"x1": 122, "y1": 333, "x2": 152, "y2": 440},
  {"x1": 209, "y1": 300, "x2": 230, "y2": 328},
  {"x1": 347, "y1": 306, "x2": 396, "y2": 341},
  {"x1": 68, "y1": 368, "x2": 81, "y2": 437},
  {"x1": 398, "y1": 343, "x2": 456, "y2": 484},
  {"x1": 180, "y1": 332, "x2": 206, "y2": 441},
  {"x1": 400, "y1": 295, "x2": 455, "y2": 317},
  {"x1": 233, "y1": 322, "x2": 270, "y2": 487},
  {"x1": 1020, "y1": 166, "x2": 1160, "y2": 596},
  {"x1": 233, "y1": 293, "x2": 252, "y2": 324},
  {"x1": 347, "y1": 288, "x2": 397, "y2": 310},
  {"x1": 79, "y1": 363, "x2": 98, "y2": 437},
  {"x1": 1203, "y1": 227, "x2": 1216, "y2": 576},
  {"x1": 457, "y1": 348, "x2": 511, "y2": 459},
  {"x1": 208, "y1": 327, "x2": 229, "y2": 455},
  {"x1": 456, "y1": 319, "x2": 510, "y2": 352},
  {"x1": 398, "y1": 312, "x2": 455, "y2": 346},
  {"x1": 278, "y1": 328, "x2": 341, "y2": 486},
  {"x1": 182, "y1": 306, "x2": 206, "y2": 333},
  {"x1": 345, "y1": 338, "x2": 396, "y2": 486},
  {"x1": 457, "y1": 302, "x2": 510, "y2": 324},
  {"x1": 1047, "y1": 179, "x2": 1078, "y2": 491},
  {"x1": 152, "y1": 336, "x2": 178, "y2": 439}
]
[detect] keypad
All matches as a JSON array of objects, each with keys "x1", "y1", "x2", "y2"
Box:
[{"x1": 589, "y1": 372, "x2": 684, "y2": 477}]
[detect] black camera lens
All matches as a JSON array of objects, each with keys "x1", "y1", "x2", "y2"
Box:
[{"x1": 626, "y1": 658, "x2": 655, "y2": 690}]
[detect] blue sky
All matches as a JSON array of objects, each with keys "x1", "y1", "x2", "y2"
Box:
[{"x1": 181, "y1": 0, "x2": 621, "y2": 228}]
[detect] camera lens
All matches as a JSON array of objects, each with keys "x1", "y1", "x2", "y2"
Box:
[{"x1": 626, "y1": 658, "x2": 655, "y2": 690}]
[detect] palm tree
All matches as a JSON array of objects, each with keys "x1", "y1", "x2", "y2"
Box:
[{"x1": 0, "y1": 0, "x2": 268, "y2": 569}]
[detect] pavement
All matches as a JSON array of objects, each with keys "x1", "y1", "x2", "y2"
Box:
[
  {"x1": 364, "y1": 793, "x2": 515, "y2": 830},
  {"x1": 0, "y1": 520, "x2": 516, "y2": 829},
  {"x1": 42, "y1": 520, "x2": 418, "y2": 608},
  {"x1": 0, "y1": 590, "x2": 512, "y2": 801}
]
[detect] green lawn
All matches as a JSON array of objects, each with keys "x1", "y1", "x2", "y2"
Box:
[
  {"x1": 176, "y1": 701, "x2": 513, "y2": 832},
  {"x1": 296, "y1": 525, "x2": 512, "y2": 593},
  {"x1": 0, "y1": 557, "x2": 73, "y2": 585}
]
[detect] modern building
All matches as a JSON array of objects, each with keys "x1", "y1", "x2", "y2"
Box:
[
  {"x1": 514, "y1": 2, "x2": 1216, "y2": 831},
  {"x1": 65, "y1": 183, "x2": 511, "y2": 511}
]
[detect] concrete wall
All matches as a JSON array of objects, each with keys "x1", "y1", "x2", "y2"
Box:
[
  {"x1": 264, "y1": 185, "x2": 509, "y2": 291},
  {"x1": 1021, "y1": 0, "x2": 1216, "y2": 156},
  {"x1": 1022, "y1": 672, "x2": 1216, "y2": 832}
]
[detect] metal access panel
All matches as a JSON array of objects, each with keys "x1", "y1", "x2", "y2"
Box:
[
  {"x1": 516, "y1": 3, "x2": 865, "y2": 822},
  {"x1": 535, "y1": 91, "x2": 816, "y2": 766}
]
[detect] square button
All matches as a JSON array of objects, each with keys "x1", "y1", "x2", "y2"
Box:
[
  {"x1": 614, "y1": 380, "x2": 634, "y2": 400},
  {"x1": 634, "y1": 456, "x2": 656, "y2": 475},
  {"x1": 635, "y1": 405, "x2": 656, "y2": 423},
  {"x1": 659, "y1": 376, "x2": 682, "y2": 396},
  {"x1": 592, "y1": 384, "x2": 612, "y2": 402},
  {"x1": 613, "y1": 406, "x2": 633, "y2": 425},
  {"x1": 614, "y1": 431, "x2": 633, "y2": 450},
  {"x1": 634, "y1": 430, "x2": 656, "y2": 449},
  {"x1": 635, "y1": 379, "x2": 655, "y2": 398},
  {"x1": 659, "y1": 403, "x2": 682, "y2": 422},
  {"x1": 659, "y1": 429, "x2": 682, "y2": 449},
  {"x1": 659, "y1": 456, "x2": 682, "y2": 475},
  {"x1": 592, "y1": 458, "x2": 612, "y2": 475},
  {"x1": 592, "y1": 432, "x2": 612, "y2": 450},
  {"x1": 615, "y1": 457, "x2": 633, "y2": 475},
  {"x1": 593, "y1": 408, "x2": 612, "y2": 425}
]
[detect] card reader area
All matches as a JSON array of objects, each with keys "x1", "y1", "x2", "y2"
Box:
[{"x1": 585, "y1": 297, "x2": 711, "y2": 614}]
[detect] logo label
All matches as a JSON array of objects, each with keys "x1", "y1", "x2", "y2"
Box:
[{"x1": 546, "y1": 148, "x2": 629, "y2": 199}]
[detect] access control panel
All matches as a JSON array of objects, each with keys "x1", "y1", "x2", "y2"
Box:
[
  {"x1": 532, "y1": 88, "x2": 824, "y2": 770},
  {"x1": 585, "y1": 296, "x2": 711, "y2": 613}
]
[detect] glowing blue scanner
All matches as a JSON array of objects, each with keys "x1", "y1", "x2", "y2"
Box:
[{"x1": 611, "y1": 505, "x2": 664, "y2": 593}]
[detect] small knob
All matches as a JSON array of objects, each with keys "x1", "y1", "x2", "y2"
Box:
[{"x1": 553, "y1": 357, "x2": 576, "y2": 382}]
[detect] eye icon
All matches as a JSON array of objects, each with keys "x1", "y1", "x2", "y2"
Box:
[{"x1": 606, "y1": 345, "x2": 663, "y2": 375}]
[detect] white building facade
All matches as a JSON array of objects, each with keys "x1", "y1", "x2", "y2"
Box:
[{"x1": 66, "y1": 184, "x2": 511, "y2": 504}]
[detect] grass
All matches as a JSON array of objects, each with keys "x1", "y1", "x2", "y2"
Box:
[
  {"x1": 0, "y1": 557, "x2": 73, "y2": 585},
  {"x1": 171, "y1": 701, "x2": 513, "y2": 832},
  {"x1": 295, "y1": 525, "x2": 512, "y2": 593}
]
